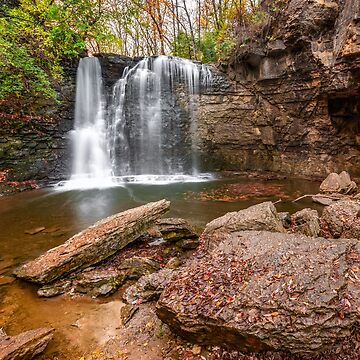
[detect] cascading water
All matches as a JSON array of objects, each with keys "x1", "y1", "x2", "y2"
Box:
[
  {"x1": 65, "y1": 57, "x2": 113, "y2": 189},
  {"x1": 109, "y1": 56, "x2": 212, "y2": 181},
  {"x1": 59, "y1": 55, "x2": 213, "y2": 190}
]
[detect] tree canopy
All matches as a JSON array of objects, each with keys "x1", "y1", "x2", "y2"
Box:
[{"x1": 0, "y1": 0, "x2": 283, "y2": 106}]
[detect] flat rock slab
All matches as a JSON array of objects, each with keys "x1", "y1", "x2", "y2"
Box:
[
  {"x1": 0, "y1": 327, "x2": 54, "y2": 360},
  {"x1": 14, "y1": 200, "x2": 170, "y2": 284},
  {"x1": 157, "y1": 231, "x2": 360, "y2": 355}
]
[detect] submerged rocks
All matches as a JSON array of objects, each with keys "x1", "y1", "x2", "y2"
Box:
[
  {"x1": 321, "y1": 199, "x2": 360, "y2": 239},
  {"x1": 203, "y1": 201, "x2": 285, "y2": 248},
  {"x1": 290, "y1": 208, "x2": 320, "y2": 237},
  {"x1": 14, "y1": 200, "x2": 170, "y2": 284},
  {"x1": 0, "y1": 327, "x2": 54, "y2": 360},
  {"x1": 157, "y1": 231, "x2": 360, "y2": 355}
]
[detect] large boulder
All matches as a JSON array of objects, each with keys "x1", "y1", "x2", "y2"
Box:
[
  {"x1": 321, "y1": 199, "x2": 360, "y2": 238},
  {"x1": 14, "y1": 200, "x2": 170, "y2": 284},
  {"x1": 157, "y1": 231, "x2": 359, "y2": 355},
  {"x1": 0, "y1": 328, "x2": 54, "y2": 360},
  {"x1": 320, "y1": 171, "x2": 357, "y2": 195},
  {"x1": 203, "y1": 202, "x2": 285, "y2": 248},
  {"x1": 290, "y1": 208, "x2": 320, "y2": 237}
]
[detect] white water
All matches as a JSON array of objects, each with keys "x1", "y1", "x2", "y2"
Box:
[
  {"x1": 62, "y1": 57, "x2": 113, "y2": 190},
  {"x1": 58, "y1": 56, "x2": 213, "y2": 190},
  {"x1": 109, "y1": 56, "x2": 212, "y2": 177}
]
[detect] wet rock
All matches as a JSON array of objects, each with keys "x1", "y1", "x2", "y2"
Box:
[
  {"x1": 176, "y1": 238, "x2": 199, "y2": 250},
  {"x1": 118, "y1": 256, "x2": 160, "y2": 278},
  {"x1": 120, "y1": 304, "x2": 139, "y2": 325},
  {"x1": 321, "y1": 199, "x2": 360, "y2": 239},
  {"x1": 0, "y1": 276, "x2": 15, "y2": 286},
  {"x1": 290, "y1": 208, "x2": 320, "y2": 237},
  {"x1": 38, "y1": 268, "x2": 127, "y2": 297},
  {"x1": 14, "y1": 200, "x2": 170, "y2": 284},
  {"x1": 38, "y1": 256, "x2": 160, "y2": 297},
  {"x1": 203, "y1": 202, "x2": 285, "y2": 249},
  {"x1": 155, "y1": 218, "x2": 199, "y2": 242},
  {"x1": 124, "y1": 268, "x2": 175, "y2": 304},
  {"x1": 157, "y1": 231, "x2": 360, "y2": 355},
  {"x1": 0, "y1": 327, "x2": 54, "y2": 360},
  {"x1": 320, "y1": 171, "x2": 357, "y2": 195},
  {"x1": 24, "y1": 227, "x2": 45, "y2": 235},
  {"x1": 278, "y1": 212, "x2": 291, "y2": 228},
  {"x1": 312, "y1": 195, "x2": 336, "y2": 206},
  {"x1": 165, "y1": 257, "x2": 182, "y2": 269}
]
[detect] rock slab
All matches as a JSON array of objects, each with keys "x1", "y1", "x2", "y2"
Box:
[
  {"x1": 203, "y1": 201, "x2": 285, "y2": 248},
  {"x1": 157, "y1": 231, "x2": 360, "y2": 355},
  {"x1": 14, "y1": 200, "x2": 170, "y2": 284},
  {"x1": 0, "y1": 327, "x2": 54, "y2": 360}
]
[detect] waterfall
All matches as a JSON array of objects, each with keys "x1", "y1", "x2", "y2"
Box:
[
  {"x1": 67, "y1": 57, "x2": 113, "y2": 189},
  {"x1": 59, "y1": 55, "x2": 212, "y2": 190},
  {"x1": 109, "y1": 56, "x2": 212, "y2": 179}
]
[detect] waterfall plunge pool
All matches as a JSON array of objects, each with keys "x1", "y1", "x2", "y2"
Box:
[{"x1": 0, "y1": 174, "x2": 321, "y2": 359}]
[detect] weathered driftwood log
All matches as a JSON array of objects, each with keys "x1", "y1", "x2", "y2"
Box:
[
  {"x1": 14, "y1": 199, "x2": 170, "y2": 284},
  {"x1": 0, "y1": 327, "x2": 54, "y2": 360}
]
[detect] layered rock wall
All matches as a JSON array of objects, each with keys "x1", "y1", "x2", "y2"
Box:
[{"x1": 197, "y1": 0, "x2": 360, "y2": 177}]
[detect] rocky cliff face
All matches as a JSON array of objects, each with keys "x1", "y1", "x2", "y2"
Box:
[
  {"x1": 0, "y1": 0, "x2": 358, "y2": 188},
  {"x1": 197, "y1": 0, "x2": 360, "y2": 177},
  {"x1": 0, "y1": 55, "x2": 131, "y2": 187}
]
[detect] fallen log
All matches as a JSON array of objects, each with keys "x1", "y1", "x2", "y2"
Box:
[
  {"x1": 0, "y1": 327, "x2": 54, "y2": 360},
  {"x1": 14, "y1": 199, "x2": 170, "y2": 284}
]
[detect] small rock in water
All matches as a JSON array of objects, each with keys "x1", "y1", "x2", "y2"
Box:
[
  {"x1": 0, "y1": 275, "x2": 15, "y2": 286},
  {"x1": 24, "y1": 227, "x2": 45, "y2": 235}
]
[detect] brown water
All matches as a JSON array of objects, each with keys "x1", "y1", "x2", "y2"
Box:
[{"x1": 0, "y1": 175, "x2": 321, "y2": 359}]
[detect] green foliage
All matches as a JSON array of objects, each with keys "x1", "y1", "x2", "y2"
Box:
[
  {"x1": 0, "y1": 0, "x2": 112, "y2": 105},
  {"x1": 172, "y1": 32, "x2": 193, "y2": 59},
  {"x1": 199, "y1": 32, "x2": 217, "y2": 63}
]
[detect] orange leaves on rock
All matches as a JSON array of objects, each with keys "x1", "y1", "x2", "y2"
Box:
[{"x1": 186, "y1": 182, "x2": 289, "y2": 202}]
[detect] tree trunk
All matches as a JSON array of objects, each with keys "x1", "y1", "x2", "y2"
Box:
[{"x1": 14, "y1": 200, "x2": 170, "y2": 284}]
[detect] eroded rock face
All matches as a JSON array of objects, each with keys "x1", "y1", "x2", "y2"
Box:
[
  {"x1": 157, "y1": 231, "x2": 360, "y2": 355},
  {"x1": 203, "y1": 202, "x2": 285, "y2": 248},
  {"x1": 198, "y1": 0, "x2": 360, "y2": 177},
  {"x1": 321, "y1": 199, "x2": 360, "y2": 238}
]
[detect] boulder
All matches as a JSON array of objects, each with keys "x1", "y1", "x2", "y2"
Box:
[
  {"x1": 0, "y1": 327, "x2": 54, "y2": 360},
  {"x1": 203, "y1": 202, "x2": 285, "y2": 249},
  {"x1": 320, "y1": 172, "x2": 357, "y2": 195},
  {"x1": 290, "y1": 208, "x2": 320, "y2": 237},
  {"x1": 123, "y1": 268, "x2": 175, "y2": 304},
  {"x1": 321, "y1": 199, "x2": 360, "y2": 239},
  {"x1": 14, "y1": 200, "x2": 170, "y2": 284},
  {"x1": 157, "y1": 231, "x2": 359, "y2": 355}
]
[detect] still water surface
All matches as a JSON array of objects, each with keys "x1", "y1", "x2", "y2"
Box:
[{"x1": 0, "y1": 175, "x2": 321, "y2": 358}]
